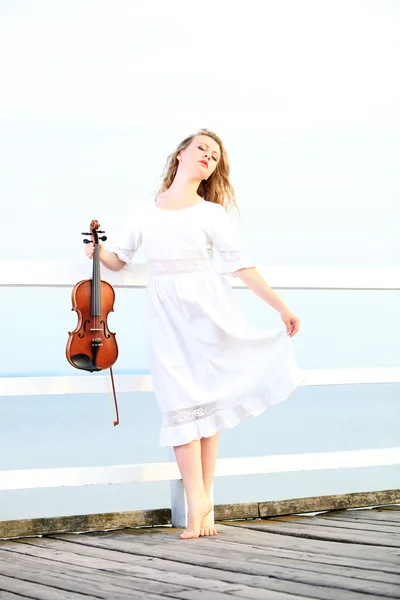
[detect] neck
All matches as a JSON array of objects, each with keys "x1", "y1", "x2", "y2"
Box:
[{"x1": 167, "y1": 170, "x2": 201, "y2": 199}]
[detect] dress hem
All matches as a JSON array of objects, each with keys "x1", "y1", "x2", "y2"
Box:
[{"x1": 159, "y1": 345, "x2": 305, "y2": 447}]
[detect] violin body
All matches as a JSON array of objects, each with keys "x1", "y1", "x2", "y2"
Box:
[
  {"x1": 66, "y1": 219, "x2": 118, "y2": 373},
  {"x1": 66, "y1": 279, "x2": 118, "y2": 372}
]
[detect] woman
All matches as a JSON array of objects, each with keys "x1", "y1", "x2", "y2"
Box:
[{"x1": 85, "y1": 129, "x2": 302, "y2": 539}]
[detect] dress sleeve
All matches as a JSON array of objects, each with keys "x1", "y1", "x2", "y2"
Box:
[
  {"x1": 208, "y1": 204, "x2": 255, "y2": 276},
  {"x1": 108, "y1": 204, "x2": 143, "y2": 265}
]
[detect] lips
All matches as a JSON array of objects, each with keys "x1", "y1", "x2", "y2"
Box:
[{"x1": 199, "y1": 160, "x2": 208, "y2": 167}]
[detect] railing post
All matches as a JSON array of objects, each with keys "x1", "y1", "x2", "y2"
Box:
[
  {"x1": 169, "y1": 448, "x2": 186, "y2": 528},
  {"x1": 170, "y1": 478, "x2": 187, "y2": 528}
]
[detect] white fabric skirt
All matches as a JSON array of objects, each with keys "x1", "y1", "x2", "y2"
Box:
[{"x1": 145, "y1": 261, "x2": 303, "y2": 447}]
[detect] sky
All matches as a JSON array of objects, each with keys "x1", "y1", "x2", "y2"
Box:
[{"x1": 0, "y1": 0, "x2": 398, "y2": 268}]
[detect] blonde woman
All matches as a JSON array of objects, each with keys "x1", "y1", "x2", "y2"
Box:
[{"x1": 85, "y1": 129, "x2": 302, "y2": 539}]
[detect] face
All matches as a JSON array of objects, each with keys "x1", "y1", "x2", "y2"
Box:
[{"x1": 178, "y1": 135, "x2": 220, "y2": 180}]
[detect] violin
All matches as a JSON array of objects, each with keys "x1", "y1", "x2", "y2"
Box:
[{"x1": 66, "y1": 219, "x2": 119, "y2": 425}]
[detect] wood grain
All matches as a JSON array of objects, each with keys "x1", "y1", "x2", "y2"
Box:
[
  {"x1": 0, "y1": 507, "x2": 399, "y2": 600},
  {"x1": 1, "y1": 491, "x2": 398, "y2": 540}
]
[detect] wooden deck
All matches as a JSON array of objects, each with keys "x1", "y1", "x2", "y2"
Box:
[{"x1": 0, "y1": 506, "x2": 399, "y2": 600}]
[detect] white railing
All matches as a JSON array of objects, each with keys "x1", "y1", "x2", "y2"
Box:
[
  {"x1": 1, "y1": 260, "x2": 399, "y2": 289},
  {"x1": 0, "y1": 260, "x2": 399, "y2": 527}
]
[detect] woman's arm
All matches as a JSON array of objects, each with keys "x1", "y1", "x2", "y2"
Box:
[
  {"x1": 99, "y1": 247, "x2": 127, "y2": 271},
  {"x1": 234, "y1": 267, "x2": 300, "y2": 337},
  {"x1": 85, "y1": 241, "x2": 127, "y2": 271},
  {"x1": 234, "y1": 267, "x2": 287, "y2": 312}
]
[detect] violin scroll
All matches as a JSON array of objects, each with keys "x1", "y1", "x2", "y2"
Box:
[{"x1": 82, "y1": 220, "x2": 108, "y2": 245}]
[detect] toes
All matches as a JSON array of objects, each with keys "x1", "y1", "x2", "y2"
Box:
[
  {"x1": 199, "y1": 525, "x2": 218, "y2": 537},
  {"x1": 180, "y1": 530, "x2": 199, "y2": 539}
]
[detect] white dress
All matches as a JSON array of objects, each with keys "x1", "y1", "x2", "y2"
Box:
[{"x1": 111, "y1": 199, "x2": 303, "y2": 447}]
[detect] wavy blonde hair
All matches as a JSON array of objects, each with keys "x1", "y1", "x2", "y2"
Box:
[{"x1": 157, "y1": 128, "x2": 238, "y2": 212}]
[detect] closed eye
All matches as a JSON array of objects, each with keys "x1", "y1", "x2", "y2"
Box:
[{"x1": 198, "y1": 146, "x2": 218, "y2": 162}]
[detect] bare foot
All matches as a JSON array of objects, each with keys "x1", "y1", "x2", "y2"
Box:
[
  {"x1": 180, "y1": 497, "x2": 212, "y2": 539},
  {"x1": 200, "y1": 510, "x2": 217, "y2": 536}
]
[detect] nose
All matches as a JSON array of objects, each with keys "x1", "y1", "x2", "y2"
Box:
[{"x1": 202, "y1": 151, "x2": 209, "y2": 160}]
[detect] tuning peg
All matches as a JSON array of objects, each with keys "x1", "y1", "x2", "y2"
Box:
[
  {"x1": 81, "y1": 232, "x2": 91, "y2": 235},
  {"x1": 98, "y1": 230, "x2": 105, "y2": 233},
  {"x1": 99, "y1": 235, "x2": 107, "y2": 242},
  {"x1": 83, "y1": 239, "x2": 91, "y2": 244}
]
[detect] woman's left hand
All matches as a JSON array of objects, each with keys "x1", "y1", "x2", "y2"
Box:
[{"x1": 280, "y1": 308, "x2": 300, "y2": 337}]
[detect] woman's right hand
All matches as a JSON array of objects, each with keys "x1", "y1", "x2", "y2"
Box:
[
  {"x1": 84, "y1": 239, "x2": 103, "y2": 260},
  {"x1": 83, "y1": 235, "x2": 125, "y2": 271}
]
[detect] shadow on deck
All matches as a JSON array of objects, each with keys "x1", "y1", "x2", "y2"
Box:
[{"x1": 0, "y1": 506, "x2": 399, "y2": 599}]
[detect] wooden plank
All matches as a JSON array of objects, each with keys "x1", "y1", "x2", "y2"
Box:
[
  {"x1": 0, "y1": 508, "x2": 171, "y2": 539},
  {"x1": 47, "y1": 532, "x2": 397, "y2": 600},
  {"x1": 228, "y1": 519, "x2": 400, "y2": 547},
  {"x1": 55, "y1": 522, "x2": 400, "y2": 561},
  {"x1": 0, "y1": 553, "x2": 191, "y2": 598},
  {"x1": 1, "y1": 539, "x2": 320, "y2": 599},
  {"x1": 0, "y1": 540, "x2": 275, "y2": 597},
  {"x1": 214, "y1": 502, "x2": 260, "y2": 520},
  {"x1": 258, "y1": 492, "x2": 400, "y2": 518},
  {"x1": 219, "y1": 523, "x2": 400, "y2": 560},
  {"x1": 9, "y1": 533, "x2": 400, "y2": 586},
  {"x1": 0, "y1": 556, "x2": 145, "y2": 599},
  {"x1": 322, "y1": 510, "x2": 400, "y2": 524},
  {"x1": 0, "y1": 573, "x2": 101, "y2": 600},
  {"x1": 310, "y1": 517, "x2": 400, "y2": 535},
  {"x1": 219, "y1": 590, "x2": 315, "y2": 600},
  {"x1": 315, "y1": 516, "x2": 400, "y2": 531},
  {"x1": 272, "y1": 516, "x2": 400, "y2": 535},
  {"x1": 215, "y1": 525, "x2": 400, "y2": 574},
  {"x1": 48, "y1": 531, "x2": 400, "y2": 599},
  {"x1": 1, "y1": 536, "x2": 315, "y2": 600},
  {"x1": 173, "y1": 592, "x2": 247, "y2": 600},
  {"x1": 173, "y1": 591, "x2": 309, "y2": 600},
  {"x1": 2, "y1": 493, "x2": 400, "y2": 540},
  {"x1": 184, "y1": 537, "x2": 400, "y2": 586},
  {"x1": 109, "y1": 531, "x2": 400, "y2": 595},
  {"x1": 205, "y1": 539, "x2": 400, "y2": 584},
  {"x1": 11, "y1": 531, "x2": 400, "y2": 574}
]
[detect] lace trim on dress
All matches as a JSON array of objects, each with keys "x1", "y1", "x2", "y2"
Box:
[
  {"x1": 149, "y1": 258, "x2": 210, "y2": 276},
  {"x1": 166, "y1": 400, "x2": 218, "y2": 426}
]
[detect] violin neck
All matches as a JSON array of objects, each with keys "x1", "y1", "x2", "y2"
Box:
[{"x1": 91, "y1": 243, "x2": 102, "y2": 317}]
